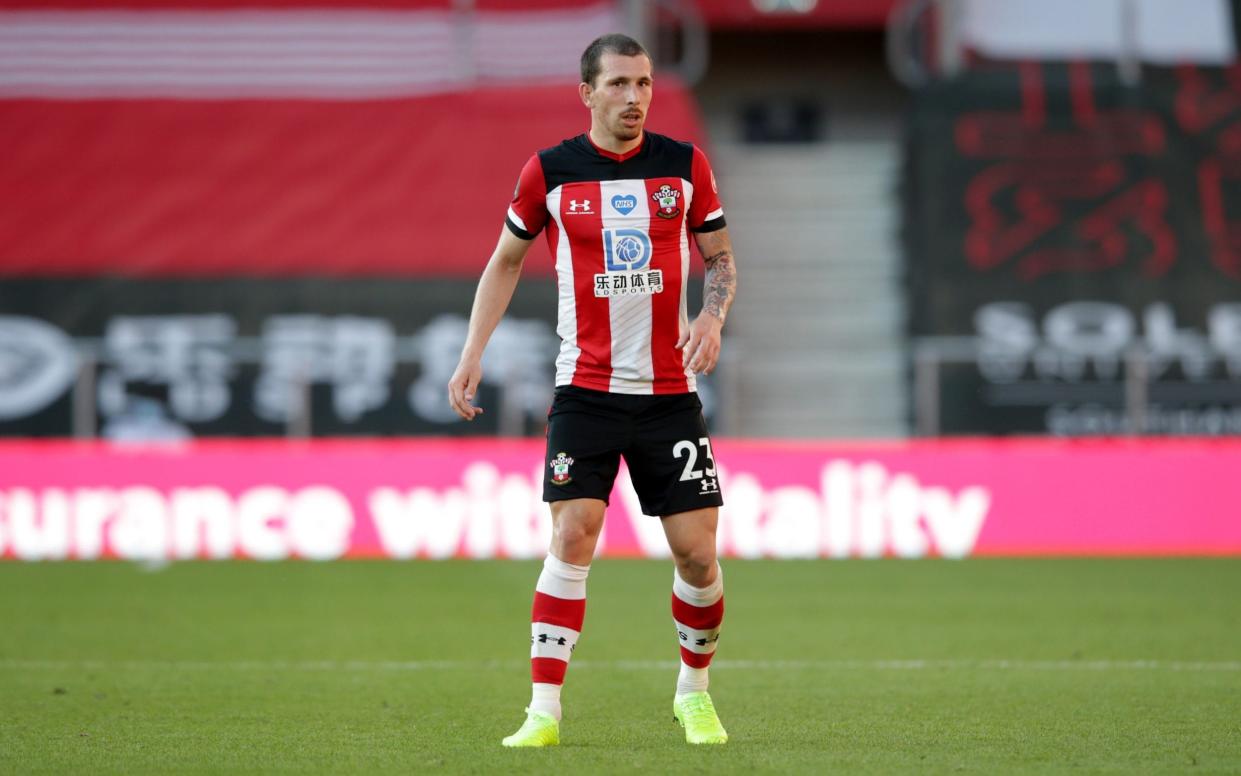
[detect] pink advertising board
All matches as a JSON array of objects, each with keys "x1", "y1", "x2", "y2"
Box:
[{"x1": 0, "y1": 438, "x2": 1238, "y2": 560}]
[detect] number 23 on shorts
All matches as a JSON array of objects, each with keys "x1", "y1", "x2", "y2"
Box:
[{"x1": 673, "y1": 437, "x2": 716, "y2": 481}]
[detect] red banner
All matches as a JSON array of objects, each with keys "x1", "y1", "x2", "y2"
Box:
[
  {"x1": 0, "y1": 2, "x2": 708, "y2": 278},
  {"x1": 1, "y1": 438, "x2": 1237, "y2": 560}
]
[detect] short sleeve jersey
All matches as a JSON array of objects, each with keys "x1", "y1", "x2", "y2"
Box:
[{"x1": 505, "y1": 131, "x2": 725, "y2": 395}]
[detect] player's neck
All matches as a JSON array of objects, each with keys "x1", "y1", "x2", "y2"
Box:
[{"x1": 588, "y1": 126, "x2": 643, "y2": 158}]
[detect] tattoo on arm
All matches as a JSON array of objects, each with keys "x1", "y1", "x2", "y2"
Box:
[{"x1": 702, "y1": 249, "x2": 736, "y2": 322}]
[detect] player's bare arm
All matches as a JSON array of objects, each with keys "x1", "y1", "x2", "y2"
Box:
[
  {"x1": 447, "y1": 227, "x2": 534, "y2": 420},
  {"x1": 678, "y1": 227, "x2": 737, "y2": 375}
]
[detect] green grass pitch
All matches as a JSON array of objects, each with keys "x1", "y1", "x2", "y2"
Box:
[{"x1": 1, "y1": 558, "x2": 1239, "y2": 774}]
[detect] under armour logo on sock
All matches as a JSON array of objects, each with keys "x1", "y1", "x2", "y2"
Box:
[
  {"x1": 533, "y1": 633, "x2": 575, "y2": 649},
  {"x1": 678, "y1": 628, "x2": 720, "y2": 647}
]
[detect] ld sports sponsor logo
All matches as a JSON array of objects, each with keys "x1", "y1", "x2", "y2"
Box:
[{"x1": 596, "y1": 227, "x2": 662, "y2": 298}]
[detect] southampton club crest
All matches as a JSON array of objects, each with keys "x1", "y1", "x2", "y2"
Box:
[
  {"x1": 549, "y1": 452, "x2": 575, "y2": 485},
  {"x1": 652, "y1": 184, "x2": 682, "y2": 219}
]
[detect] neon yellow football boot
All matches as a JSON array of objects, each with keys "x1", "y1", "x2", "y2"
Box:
[
  {"x1": 672, "y1": 691, "x2": 728, "y2": 745},
  {"x1": 501, "y1": 708, "x2": 560, "y2": 748}
]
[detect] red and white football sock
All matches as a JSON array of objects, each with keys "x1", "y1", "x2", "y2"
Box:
[
  {"x1": 528, "y1": 553, "x2": 589, "y2": 721},
  {"x1": 671, "y1": 563, "x2": 724, "y2": 696}
]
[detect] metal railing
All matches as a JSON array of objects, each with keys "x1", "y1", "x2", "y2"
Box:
[
  {"x1": 64, "y1": 338, "x2": 551, "y2": 440},
  {"x1": 911, "y1": 337, "x2": 1241, "y2": 437},
  {"x1": 60, "y1": 338, "x2": 737, "y2": 441}
]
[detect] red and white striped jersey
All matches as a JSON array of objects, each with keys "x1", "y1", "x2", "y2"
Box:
[{"x1": 505, "y1": 131, "x2": 726, "y2": 394}]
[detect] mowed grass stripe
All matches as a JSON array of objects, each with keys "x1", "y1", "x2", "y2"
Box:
[{"x1": 3, "y1": 657, "x2": 1240, "y2": 672}]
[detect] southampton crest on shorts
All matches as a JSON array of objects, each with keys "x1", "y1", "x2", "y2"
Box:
[
  {"x1": 652, "y1": 184, "x2": 681, "y2": 219},
  {"x1": 549, "y1": 452, "x2": 575, "y2": 485}
]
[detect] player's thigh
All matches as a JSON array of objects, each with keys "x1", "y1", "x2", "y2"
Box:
[
  {"x1": 543, "y1": 388, "x2": 627, "y2": 506},
  {"x1": 623, "y1": 394, "x2": 724, "y2": 517},
  {"x1": 661, "y1": 506, "x2": 719, "y2": 553}
]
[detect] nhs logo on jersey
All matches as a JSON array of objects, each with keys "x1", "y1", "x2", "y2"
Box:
[
  {"x1": 610, "y1": 194, "x2": 637, "y2": 215},
  {"x1": 603, "y1": 228, "x2": 652, "y2": 271}
]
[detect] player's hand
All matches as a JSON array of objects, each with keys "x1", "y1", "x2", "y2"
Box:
[
  {"x1": 676, "y1": 313, "x2": 724, "y2": 375},
  {"x1": 447, "y1": 357, "x2": 485, "y2": 421}
]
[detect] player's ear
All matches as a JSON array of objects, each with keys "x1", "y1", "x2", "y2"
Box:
[{"x1": 578, "y1": 81, "x2": 593, "y2": 108}]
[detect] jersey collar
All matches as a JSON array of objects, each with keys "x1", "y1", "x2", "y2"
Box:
[{"x1": 587, "y1": 131, "x2": 645, "y2": 162}]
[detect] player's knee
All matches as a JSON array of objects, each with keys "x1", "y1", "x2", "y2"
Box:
[
  {"x1": 551, "y1": 516, "x2": 601, "y2": 556},
  {"x1": 674, "y1": 549, "x2": 718, "y2": 587}
]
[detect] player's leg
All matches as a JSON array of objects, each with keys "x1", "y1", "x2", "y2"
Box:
[
  {"x1": 663, "y1": 507, "x2": 724, "y2": 692},
  {"x1": 503, "y1": 388, "x2": 623, "y2": 748},
  {"x1": 662, "y1": 507, "x2": 728, "y2": 744},
  {"x1": 623, "y1": 391, "x2": 728, "y2": 744},
  {"x1": 503, "y1": 498, "x2": 605, "y2": 748},
  {"x1": 528, "y1": 498, "x2": 605, "y2": 718}
]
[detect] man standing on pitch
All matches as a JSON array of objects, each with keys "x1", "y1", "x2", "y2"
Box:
[{"x1": 447, "y1": 33, "x2": 738, "y2": 748}]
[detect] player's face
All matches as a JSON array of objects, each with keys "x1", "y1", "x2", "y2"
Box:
[{"x1": 584, "y1": 52, "x2": 653, "y2": 143}]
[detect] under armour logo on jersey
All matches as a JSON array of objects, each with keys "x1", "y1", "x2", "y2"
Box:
[{"x1": 567, "y1": 199, "x2": 593, "y2": 213}]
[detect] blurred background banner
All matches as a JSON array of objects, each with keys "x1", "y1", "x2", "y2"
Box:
[
  {"x1": 2, "y1": 438, "x2": 1239, "y2": 561},
  {"x1": 905, "y1": 62, "x2": 1241, "y2": 436},
  {"x1": 0, "y1": 3, "x2": 705, "y2": 276},
  {"x1": 0, "y1": 279, "x2": 566, "y2": 438},
  {"x1": 897, "y1": 0, "x2": 1241, "y2": 438},
  {"x1": 2, "y1": 0, "x2": 1240, "y2": 559}
]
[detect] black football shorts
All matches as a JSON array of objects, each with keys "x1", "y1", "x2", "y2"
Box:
[{"x1": 543, "y1": 385, "x2": 724, "y2": 517}]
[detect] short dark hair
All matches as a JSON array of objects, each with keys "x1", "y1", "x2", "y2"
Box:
[{"x1": 580, "y1": 33, "x2": 650, "y2": 87}]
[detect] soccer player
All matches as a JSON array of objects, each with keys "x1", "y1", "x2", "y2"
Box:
[{"x1": 447, "y1": 33, "x2": 738, "y2": 747}]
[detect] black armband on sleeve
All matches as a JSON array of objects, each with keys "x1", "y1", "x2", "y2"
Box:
[
  {"x1": 690, "y1": 215, "x2": 727, "y2": 234},
  {"x1": 504, "y1": 216, "x2": 538, "y2": 241}
]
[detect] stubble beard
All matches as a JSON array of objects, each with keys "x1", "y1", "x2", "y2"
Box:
[{"x1": 611, "y1": 115, "x2": 642, "y2": 142}]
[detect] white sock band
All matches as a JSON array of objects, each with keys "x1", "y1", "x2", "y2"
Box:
[
  {"x1": 672, "y1": 563, "x2": 723, "y2": 607},
  {"x1": 536, "y1": 554, "x2": 590, "y2": 599}
]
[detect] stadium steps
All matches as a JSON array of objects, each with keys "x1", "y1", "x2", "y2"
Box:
[{"x1": 711, "y1": 139, "x2": 907, "y2": 438}]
